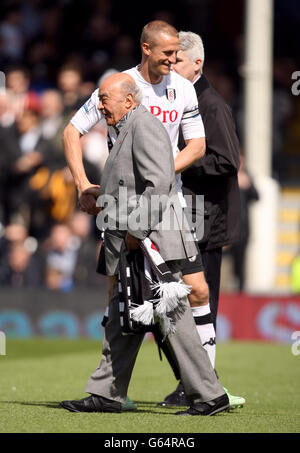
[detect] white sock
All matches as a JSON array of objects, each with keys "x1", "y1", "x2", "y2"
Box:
[
  {"x1": 191, "y1": 304, "x2": 216, "y2": 368},
  {"x1": 101, "y1": 306, "x2": 109, "y2": 327}
]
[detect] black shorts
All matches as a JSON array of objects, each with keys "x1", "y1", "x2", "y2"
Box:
[
  {"x1": 181, "y1": 250, "x2": 204, "y2": 276},
  {"x1": 96, "y1": 238, "x2": 107, "y2": 276}
]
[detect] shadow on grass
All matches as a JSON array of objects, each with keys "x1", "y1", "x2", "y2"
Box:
[
  {"x1": 0, "y1": 400, "x2": 177, "y2": 415},
  {"x1": 0, "y1": 401, "x2": 63, "y2": 409},
  {"x1": 0, "y1": 400, "x2": 232, "y2": 416}
]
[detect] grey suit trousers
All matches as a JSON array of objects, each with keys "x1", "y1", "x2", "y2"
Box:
[{"x1": 85, "y1": 263, "x2": 224, "y2": 404}]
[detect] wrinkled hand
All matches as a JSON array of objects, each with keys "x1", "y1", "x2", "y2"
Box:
[
  {"x1": 78, "y1": 185, "x2": 101, "y2": 215},
  {"x1": 125, "y1": 232, "x2": 140, "y2": 250}
]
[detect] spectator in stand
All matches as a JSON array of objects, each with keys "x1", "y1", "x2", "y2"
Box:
[
  {"x1": 40, "y1": 89, "x2": 70, "y2": 156},
  {"x1": 0, "y1": 4, "x2": 25, "y2": 64},
  {"x1": 5, "y1": 65, "x2": 40, "y2": 123},
  {"x1": 7, "y1": 102, "x2": 55, "y2": 230},
  {"x1": 57, "y1": 64, "x2": 87, "y2": 115},
  {"x1": 69, "y1": 211, "x2": 102, "y2": 287},
  {"x1": 0, "y1": 223, "x2": 27, "y2": 278},
  {"x1": 0, "y1": 242, "x2": 41, "y2": 287},
  {"x1": 44, "y1": 223, "x2": 78, "y2": 292},
  {"x1": 1, "y1": 223, "x2": 28, "y2": 252}
]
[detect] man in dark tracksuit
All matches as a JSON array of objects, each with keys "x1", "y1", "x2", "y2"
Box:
[
  {"x1": 182, "y1": 74, "x2": 241, "y2": 330},
  {"x1": 158, "y1": 31, "x2": 245, "y2": 409}
]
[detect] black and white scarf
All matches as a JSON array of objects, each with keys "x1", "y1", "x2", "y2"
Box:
[{"x1": 118, "y1": 237, "x2": 191, "y2": 337}]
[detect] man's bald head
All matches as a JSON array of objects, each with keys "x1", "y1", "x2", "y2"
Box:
[
  {"x1": 98, "y1": 72, "x2": 142, "y2": 126},
  {"x1": 100, "y1": 73, "x2": 142, "y2": 104},
  {"x1": 140, "y1": 20, "x2": 178, "y2": 48}
]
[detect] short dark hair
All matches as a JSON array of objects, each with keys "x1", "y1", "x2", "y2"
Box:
[{"x1": 140, "y1": 20, "x2": 178, "y2": 48}]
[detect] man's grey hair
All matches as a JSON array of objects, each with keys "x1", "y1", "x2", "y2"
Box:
[
  {"x1": 121, "y1": 80, "x2": 143, "y2": 104},
  {"x1": 179, "y1": 31, "x2": 205, "y2": 73},
  {"x1": 98, "y1": 68, "x2": 118, "y2": 86}
]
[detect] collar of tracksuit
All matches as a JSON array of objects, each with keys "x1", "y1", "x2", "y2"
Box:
[{"x1": 193, "y1": 74, "x2": 210, "y2": 97}]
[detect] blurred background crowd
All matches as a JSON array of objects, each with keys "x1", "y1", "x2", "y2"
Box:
[{"x1": 0, "y1": 0, "x2": 299, "y2": 293}]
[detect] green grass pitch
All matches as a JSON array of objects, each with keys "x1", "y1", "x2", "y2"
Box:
[{"x1": 0, "y1": 339, "x2": 299, "y2": 433}]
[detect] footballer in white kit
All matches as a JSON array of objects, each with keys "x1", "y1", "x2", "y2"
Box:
[{"x1": 70, "y1": 66, "x2": 205, "y2": 203}]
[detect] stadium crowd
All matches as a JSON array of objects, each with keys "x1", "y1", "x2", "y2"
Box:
[
  {"x1": 0, "y1": 0, "x2": 146, "y2": 291},
  {"x1": 0, "y1": 62, "x2": 112, "y2": 290},
  {"x1": 0, "y1": 0, "x2": 299, "y2": 292}
]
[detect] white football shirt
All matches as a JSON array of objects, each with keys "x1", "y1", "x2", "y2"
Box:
[{"x1": 71, "y1": 67, "x2": 205, "y2": 202}]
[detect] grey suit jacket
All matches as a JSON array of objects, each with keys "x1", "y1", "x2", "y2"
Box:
[{"x1": 97, "y1": 104, "x2": 198, "y2": 275}]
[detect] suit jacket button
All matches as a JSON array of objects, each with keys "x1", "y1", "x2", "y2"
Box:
[{"x1": 119, "y1": 180, "x2": 124, "y2": 186}]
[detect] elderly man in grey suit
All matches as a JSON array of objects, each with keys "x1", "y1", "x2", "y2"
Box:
[{"x1": 60, "y1": 73, "x2": 229, "y2": 416}]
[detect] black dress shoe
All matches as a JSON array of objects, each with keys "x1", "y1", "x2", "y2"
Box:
[
  {"x1": 175, "y1": 393, "x2": 229, "y2": 416},
  {"x1": 157, "y1": 382, "x2": 188, "y2": 407},
  {"x1": 60, "y1": 395, "x2": 122, "y2": 413}
]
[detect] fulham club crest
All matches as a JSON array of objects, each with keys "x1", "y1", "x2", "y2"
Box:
[{"x1": 166, "y1": 88, "x2": 176, "y2": 103}]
